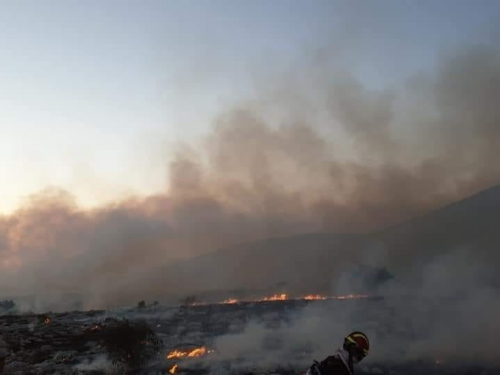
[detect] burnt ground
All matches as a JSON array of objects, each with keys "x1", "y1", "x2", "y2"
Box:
[{"x1": 0, "y1": 299, "x2": 498, "y2": 374}]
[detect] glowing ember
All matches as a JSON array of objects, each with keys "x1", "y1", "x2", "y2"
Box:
[
  {"x1": 218, "y1": 293, "x2": 367, "y2": 304},
  {"x1": 259, "y1": 293, "x2": 288, "y2": 301},
  {"x1": 167, "y1": 350, "x2": 186, "y2": 359},
  {"x1": 181, "y1": 293, "x2": 370, "y2": 307},
  {"x1": 169, "y1": 364, "x2": 178, "y2": 374},
  {"x1": 166, "y1": 346, "x2": 214, "y2": 359},
  {"x1": 303, "y1": 294, "x2": 328, "y2": 300}
]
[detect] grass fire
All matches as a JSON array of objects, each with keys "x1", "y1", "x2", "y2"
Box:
[
  {"x1": 187, "y1": 293, "x2": 370, "y2": 306},
  {"x1": 168, "y1": 363, "x2": 178, "y2": 374},
  {"x1": 166, "y1": 346, "x2": 214, "y2": 360},
  {"x1": 1, "y1": 1, "x2": 500, "y2": 374}
]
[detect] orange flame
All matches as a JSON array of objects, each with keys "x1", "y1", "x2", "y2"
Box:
[
  {"x1": 169, "y1": 364, "x2": 178, "y2": 374},
  {"x1": 303, "y1": 294, "x2": 328, "y2": 300},
  {"x1": 259, "y1": 293, "x2": 288, "y2": 301},
  {"x1": 216, "y1": 293, "x2": 368, "y2": 304},
  {"x1": 166, "y1": 346, "x2": 214, "y2": 359},
  {"x1": 222, "y1": 298, "x2": 239, "y2": 304},
  {"x1": 180, "y1": 293, "x2": 369, "y2": 307}
]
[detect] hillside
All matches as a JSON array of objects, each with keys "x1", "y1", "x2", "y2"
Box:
[
  {"x1": 157, "y1": 184, "x2": 500, "y2": 301},
  {"x1": 375, "y1": 184, "x2": 500, "y2": 268},
  {"x1": 157, "y1": 233, "x2": 374, "y2": 301}
]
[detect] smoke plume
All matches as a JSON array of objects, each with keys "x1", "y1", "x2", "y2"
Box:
[
  {"x1": 207, "y1": 248, "x2": 500, "y2": 369},
  {"x1": 1, "y1": 43, "x2": 500, "y2": 310}
]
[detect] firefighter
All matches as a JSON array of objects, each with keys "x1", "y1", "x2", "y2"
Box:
[{"x1": 305, "y1": 331, "x2": 370, "y2": 375}]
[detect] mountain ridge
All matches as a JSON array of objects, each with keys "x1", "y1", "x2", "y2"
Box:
[{"x1": 152, "y1": 183, "x2": 500, "y2": 301}]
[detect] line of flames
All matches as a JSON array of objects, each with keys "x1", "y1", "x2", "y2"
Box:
[
  {"x1": 168, "y1": 294, "x2": 368, "y2": 373},
  {"x1": 188, "y1": 293, "x2": 368, "y2": 306},
  {"x1": 167, "y1": 346, "x2": 215, "y2": 374},
  {"x1": 166, "y1": 346, "x2": 214, "y2": 360}
]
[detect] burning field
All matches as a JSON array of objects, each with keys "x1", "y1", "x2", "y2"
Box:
[
  {"x1": 1, "y1": 295, "x2": 499, "y2": 375},
  {"x1": 2, "y1": 2, "x2": 500, "y2": 374},
  {"x1": 188, "y1": 293, "x2": 369, "y2": 306}
]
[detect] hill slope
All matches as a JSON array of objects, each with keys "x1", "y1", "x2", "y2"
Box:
[
  {"x1": 375, "y1": 184, "x2": 500, "y2": 268},
  {"x1": 154, "y1": 184, "x2": 500, "y2": 300},
  {"x1": 153, "y1": 233, "x2": 378, "y2": 300}
]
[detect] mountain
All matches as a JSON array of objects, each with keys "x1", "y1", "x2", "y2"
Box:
[
  {"x1": 154, "y1": 184, "x2": 500, "y2": 301},
  {"x1": 156, "y1": 233, "x2": 374, "y2": 301},
  {"x1": 374, "y1": 184, "x2": 500, "y2": 268}
]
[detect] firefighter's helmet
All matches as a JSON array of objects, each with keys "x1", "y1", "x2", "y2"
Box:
[{"x1": 343, "y1": 331, "x2": 370, "y2": 360}]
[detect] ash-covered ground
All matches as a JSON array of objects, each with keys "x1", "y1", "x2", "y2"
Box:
[{"x1": 1, "y1": 298, "x2": 498, "y2": 375}]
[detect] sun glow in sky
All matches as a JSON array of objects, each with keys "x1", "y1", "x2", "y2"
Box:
[{"x1": 1, "y1": 0, "x2": 498, "y2": 213}]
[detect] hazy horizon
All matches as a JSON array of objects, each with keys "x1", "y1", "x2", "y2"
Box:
[
  {"x1": 2, "y1": 0, "x2": 500, "y2": 214},
  {"x1": 1, "y1": 0, "x2": 500, "y2": 313}
]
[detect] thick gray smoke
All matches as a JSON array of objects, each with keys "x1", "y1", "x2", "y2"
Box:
[
  {"x1": 208, "y1": 248, "x2": 500, "y2": 369},
  {"x1": 1, "y1": 43, "x2": 500, "y2": 312}
]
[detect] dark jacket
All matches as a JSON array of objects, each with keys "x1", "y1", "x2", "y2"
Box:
[
  {"x1": 306, "y1": 349, "x2": 353, "y2": 375},
  {"x1": 318, "y1": 355, "x2": 351, "y2": 375}
]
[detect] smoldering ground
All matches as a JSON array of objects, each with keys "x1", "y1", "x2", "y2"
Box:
[
  {"x1": 1, "y1": 42, "x2": 500, "y2": 313},
  {"x1": 205, "y1": 249, "x2": 500, "y2": 371}
]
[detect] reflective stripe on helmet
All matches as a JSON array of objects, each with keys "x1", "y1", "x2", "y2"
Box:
[{"x1": 345, "y1": 332, "x2": 370, "y2": 355}]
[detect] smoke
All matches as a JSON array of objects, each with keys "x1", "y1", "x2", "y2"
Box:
[
  {"x1": 1, "y1": 42, "x2": 500, "y2": 310},
  {"x1": 73, "y1": 355, "x2": 113, "y2": 372},
  {"x1": 206, "y1": 248, "x2": 500, "y2": 370}
]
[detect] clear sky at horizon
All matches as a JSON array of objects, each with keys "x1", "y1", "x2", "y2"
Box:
[{"x1": 1, "y1": 0, "x2": 499, "y2": 213}]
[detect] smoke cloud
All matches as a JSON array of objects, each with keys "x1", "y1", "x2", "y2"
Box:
[
  {"x1": 207, "y1": 248, "x2": 500, "y2": 369},
  {"x1": 1, "y1": 42, "x2": 500, "y2": 311}
]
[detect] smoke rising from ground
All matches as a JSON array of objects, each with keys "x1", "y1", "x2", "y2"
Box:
[
  {"x1": 1, "y1": 43, "x2": 500, "y2": 310},
  {"x1": 208, "y1": 248, "x2": 500, "y2": 368},
  {"x1": 73, "y1": 355, "x2": 112, "y2": 373}
]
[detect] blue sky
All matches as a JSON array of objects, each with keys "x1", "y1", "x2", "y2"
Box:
[{"x1": 0, "y1": 0, "x2": 498, "y2": 213}]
